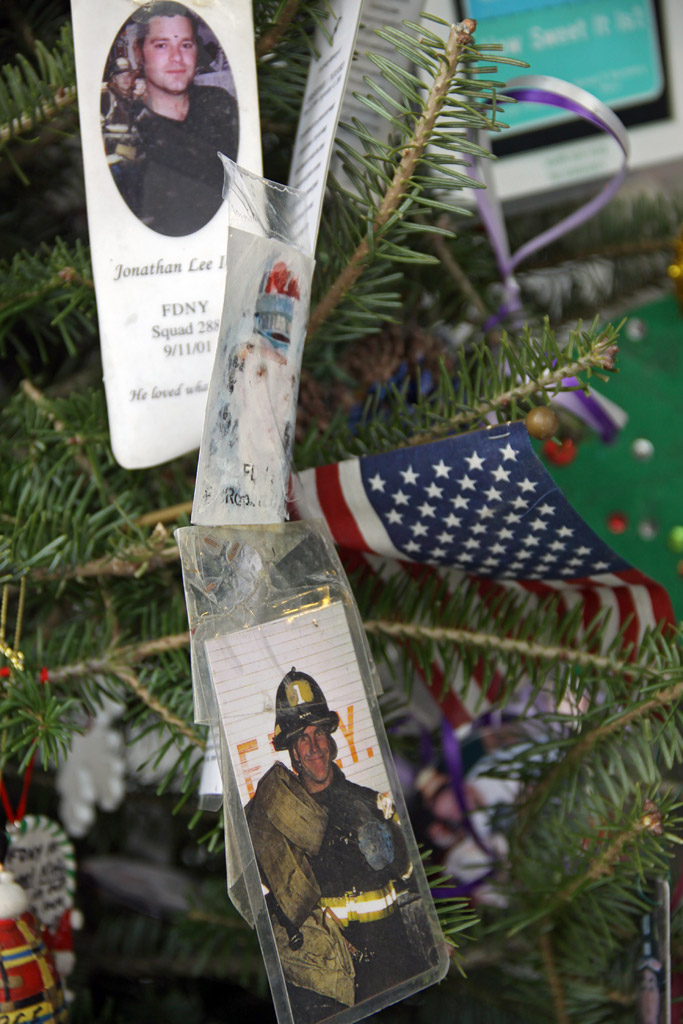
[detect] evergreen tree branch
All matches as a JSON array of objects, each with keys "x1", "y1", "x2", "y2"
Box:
[
  {"x1": 136, "y1": 502, "x2": 193, "y2": 527},
  {"x1": 0, "y1": 24, "x2": 77, "y2": 150},
  {"x1": 429, "y1": 227, "x2": 490, "y2": 323},
  {"x1": 528, "y1": 236, "x2": 675, "y2": 267},
  {"x1": 117, "y1": 632, "x2": 191, "y2": 662},
  {"x1": 539, "y1": 932, "x2": 569, "y2": 1024},
  {"x1": 363, "y1": 618, "x2": 619, "y2": 673},
  {"x1": 306, "y1": 319, "x2": 621, "y2": 466},
  {"x1": 35, "y1": 545, "x2": 181, "y2": 580},
  {"x1": 48, "y1": 632, "x2": 191, "y2": 682},
  {"x1": 20, "y1": 379, "x2": 103, "y2": 486},
  {"x1": 523, "y1": 679, "x2": 683, "y2": 821},
  {"x1": 255, "y1": 0, "x2": 303, "y2": 58},
  {"x1": 555, "y1": 816, "x2": 651, "y2": 906},
  {"x1": 0, "y1": 263, "x2": 93, "y2": 315},
  {"x1": 35, "y1": 598, "x2": 659, "y2": 700},
  {"x1": 306, "y1": 19, "x2": 477, "y2": 339},
  {"x1": 0, "y1": 240, "x2": 95, "y2": 364},
  {"x1": 407, "y1": 330, "x2": 618, "y2": 444},
  {"x1": 113, "y1": 666, "x2": 204, "y2": 749},
  {"x1": 0, "y1": 86, "x2": 76, "y2": 148},
  {"x1": 47, "y1": 635, "x2": 201, "y2": 747},
  {"x1": 48, "y1": 655, "x2": 201, "y2": 748}
]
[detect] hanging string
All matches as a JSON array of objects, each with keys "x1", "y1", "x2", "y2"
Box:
[
  {"x1": 0, "y1": 759, "x2": 35, "y2": 825},
  {"x1": 0, "y1": 578, "x2": 39, "y2": 826},
  {"x1": 0, "y1": 579, "x2": 25, "y2": 671},
  {"x1": 0, "y1": 584, "x2": 7, "y2": 641},
  {"x1": 13, "y1": 578, "x2": 25, "y2": 658}
]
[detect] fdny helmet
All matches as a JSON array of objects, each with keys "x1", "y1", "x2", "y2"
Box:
[{"x1": 272, "y1": 668, "x2": 339, "y2": 751}]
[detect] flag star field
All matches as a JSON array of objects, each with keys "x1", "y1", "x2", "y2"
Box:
[{"x1": 296, "y1": 420, "x2": 629, "y2": 581}]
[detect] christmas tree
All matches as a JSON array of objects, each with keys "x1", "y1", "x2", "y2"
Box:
[{"x1": 1, "y1": 2, "x2": 683, "y2": 1022}]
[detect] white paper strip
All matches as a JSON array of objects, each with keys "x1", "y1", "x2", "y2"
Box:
[
  {"x1": 331, "y1": 0, "x2": 424, "y2": 190},
  {"x1": 288, "y1": 0, "x2": 364, "y2": 245}
]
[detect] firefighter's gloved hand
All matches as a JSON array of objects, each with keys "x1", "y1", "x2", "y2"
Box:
[{"x1": 376, "y1": 792, "x2": 395, "y2": 820}]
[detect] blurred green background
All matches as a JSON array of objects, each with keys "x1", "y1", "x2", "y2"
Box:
[{"x1": 540, "y1": 294, "x2": 683, "y2": 621}]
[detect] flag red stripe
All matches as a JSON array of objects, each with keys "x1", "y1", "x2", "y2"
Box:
[
  {"x1": 618, "y1": 567, "x2": 675, "y2": 628},
  {"x1": 418, "y1": 659, "x2": 472, "y2": 727},
  {"x1": 580, "y1": 586, "x2": 602, "y2": 637},
  {"x1": 484, "y1": 665, "x2": 504, "y2": 705},
  {"x1": 315, "y1": 465, "x2": 368, "y2": 551},
  {"x1": 613, "y1": 584, "x2": 639, "y2": 655}
]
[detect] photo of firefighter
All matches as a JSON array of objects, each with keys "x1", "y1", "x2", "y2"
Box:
[
  {"x1": 245, "y1": 667, "x2": 437, "y2": 1024},
  {"x1": 101, "y1": 1, "x2": 239, "y2": 236}
]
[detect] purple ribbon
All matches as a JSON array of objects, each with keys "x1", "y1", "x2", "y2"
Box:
[
  {"x1": 440, "y1": 719, "x2": 495, "y2": 860},
  {"x1": 494, "y1": 78, "x2": 630, "y2": 275},
  {"x1": 471, "y1": 75, "x2": 630, "y2": 440},
  {"x1": 474, "y1": 75, "x2": 630, "y2": 310},
  {"x1": 553, "y1": 378, "x2": 624, "y2": 443}
]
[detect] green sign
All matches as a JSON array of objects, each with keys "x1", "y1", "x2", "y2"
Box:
[{"x1": 465, "y1": 0, "x2": 663, "y2": 133}]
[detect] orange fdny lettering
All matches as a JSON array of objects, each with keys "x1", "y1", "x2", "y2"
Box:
[
  {"x1": 337, "y1": 705, "x2": 359, "y2": 764},
  {"x1": 237, "y1": 738, "x2": 259, "y2": 799}
]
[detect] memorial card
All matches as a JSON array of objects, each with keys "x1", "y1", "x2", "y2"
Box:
[
  {"x1": 176, "y1": 520, "x2": 449, "y2": 1024},
  {"x1": 71, "y1": 0, "x2": 261, "y2": 467}
]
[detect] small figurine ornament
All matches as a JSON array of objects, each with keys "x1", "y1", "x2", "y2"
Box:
[
  {"x1": 0, "y1": 867, "x2": 67, "y2": 1022},
  {"x1": 5, "y1": 816, "x2": 81, "y2": 1001}
]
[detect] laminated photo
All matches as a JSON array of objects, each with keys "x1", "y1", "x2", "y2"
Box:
[
  {"x1": 71, "y1": 0, "x2": 261, "y2": 468},
  {"x1": 204, "y1": 599, "x2": 448, "y2": 1024}
]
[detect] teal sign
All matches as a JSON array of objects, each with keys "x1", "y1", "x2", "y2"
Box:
[{"x1": 464, "y1": 0, "x2": 663, "y2": 133}]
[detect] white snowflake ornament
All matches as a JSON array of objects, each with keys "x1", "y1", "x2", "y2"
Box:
[{"x1": 56, "y1": 697, "x2": 126, "y2": 838}]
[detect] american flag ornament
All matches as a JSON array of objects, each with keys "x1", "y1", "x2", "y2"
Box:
[{"x1": 292, "y1": 421, "x2": 674, "y2": 725}]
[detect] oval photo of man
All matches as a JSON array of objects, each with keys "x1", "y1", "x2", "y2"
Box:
[{"x1": 101, "y1": 1, "x2": 239, "y2": 237}]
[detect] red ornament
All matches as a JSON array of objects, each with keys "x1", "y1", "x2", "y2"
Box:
[
  {"x1": 542, "y1": 438, "x2": 577, "y2": 466},
  {"x1": 607, "y1": 511, "x2": 628, "y2": 534}
]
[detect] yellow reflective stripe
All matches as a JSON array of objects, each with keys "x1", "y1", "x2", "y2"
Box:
[
  {"x1": 319, "y1": 881, "x2": 400, "y2": 925},
  {"x1": 318, "y1": 895, "x2": 348, "y2": 910},
  {"x1": 353, "y1": 881, "x2": 397, "y2": 907},
  {"x1": 1, "y1": 950, "x2": 42, "y2": 968},
  {"x1": 14, "y1": 920, "x2": 54, "y2": 990},
  {"x1": 0, "y1": 942, "x2": 36, "y2": 961}
]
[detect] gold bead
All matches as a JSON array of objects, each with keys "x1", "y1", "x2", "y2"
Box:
[{"x1": 525, "y1": 406, "x2": 559, "y2": 440}]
